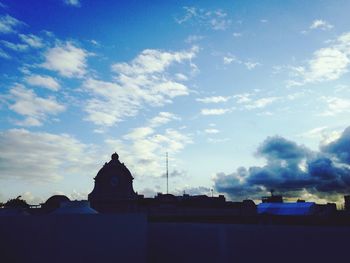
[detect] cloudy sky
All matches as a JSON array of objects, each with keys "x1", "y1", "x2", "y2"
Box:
[{"x1": 1, "y1": 0, "x2": 350, "y2": 205}]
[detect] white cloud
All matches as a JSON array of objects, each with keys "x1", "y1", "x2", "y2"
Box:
[
  {"x1": 185, "y1": 35, "x2": 204, "y2": 44},
  {"x1": 84, "y1": 47, "x2": 197, "y2": 127},
  {"x1": 204, "y1": 128, "x2": 219, "y2": 134},
  {"x1": 149, "y1": 112, "x2": 180, "y2": 127},
  {"x1": 111, "y1": 47, "x2": 197, "y2": 76},
  {"x1": 244, "y1": 97, "x2": 279, "y2": 110},
  {"x1": 124, "y1": 127, "x2": 154, "y2": 141},
  {"x1": 244, "y1": 62, "x2": 260, "y2": 70},
  {"x1": 320, "y1": 96, "x2": 350, "y2": 116},
  {"x1": 196, "y1": 96, "x2": 230, "y2": 103},
  {"x1": 310, "y1": 19, "x2": 333, "y2": 30},
  {"x1": 42, "y1": 42, "x2": 89, "y2": 78},
  {"x1": 233, "y1": 32, "x2": 242, "y2": 37},
  {"x1": 102, "y1": 111, "x2": 191, "y2": 178},
  {"x1": 25, "y1": 75, "x2": 60, "y2": 91},
  {"x1": 19, "y1": 34, "x2": 44, "y2": 48},
  {"x1": 8, "y1": 84, "x2": 65, "y2": 126},
  {"x1": 222, "y1": 53, "x2": 260, "y2": 70},
  {"x1": 233, "y1": 93, "x2": 252, "y2": 104},
  {"x1": 176, "y1": 7, "x2": 231, "y2": 31},
  {"x1": 0, "y1": 14, "x2": 23, "y2": 34},
  {"x1": 208, "y1": 137, "x2": 230, "y2": 143},
  {"x1": 0, "y1": 40, "x2": 28, "y2": 51},
  {"x1": 299, "y1": 126, "x2": 328, "y2": 139},
  {"x1": 223, "y1": 55, "x2": 236, "y2": 65},
  {"x1": 201, "y1": 108, "x2": 230, "y2": 115},
  {"x1": 0, "y1": 129, "x2": 97, "y2": 182},
  {"x1": 83, "y1": 78, "x2": 140, "y2": 126},
  {"x1": 290, "y1": 32, "x2": 350, "y2": 85},
  {"x1": 175, "y1": 73, "x2": 188, "y2": 81},
  {"x1": 232, "y1": 93, "x2": 279, "y2": 111},
  {"x1": 64, "y1": 0, "x2": 81, "y2": 7},
  {"x1": 107, "y1": 128, "x2": 191, "y2": 178},
  {"x1": 0, "y1": 47, "x2": 10, "y2": 59}
]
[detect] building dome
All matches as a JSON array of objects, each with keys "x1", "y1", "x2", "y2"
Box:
[
  {"x1": 88, "y1": 153, "x2": 137, "y2": 212},
  {"x1": 42, "y1": 195, "x2": 70, "y2": 212}
]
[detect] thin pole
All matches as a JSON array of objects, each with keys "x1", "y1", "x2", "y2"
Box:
[{"x1": 166, "y1": 152, "x2": 169, "y2": 194}]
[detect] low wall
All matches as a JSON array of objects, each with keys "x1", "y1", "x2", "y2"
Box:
[
  {"x1": 1, "y1": 214, "x2": 350, "y2": 263},
  {"x1": 0, "y1": 214, "x2": 147, "y2": 263},
  {"x1": 148, "y1": 223, "x2": 350, "y2": 263}
]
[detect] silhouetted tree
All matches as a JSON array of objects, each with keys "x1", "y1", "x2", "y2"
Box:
[{"x1": 4, "y1": 196, "x2": 29, "y2": 209}]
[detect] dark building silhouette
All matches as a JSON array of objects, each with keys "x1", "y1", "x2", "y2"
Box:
[
  {"x1": 262, "y1": 190, "x2": 283, "y2": 203},
  {"x1": 42, "y1": 195, "x2": 70, "y2": 212},
  {"x1": 345, "y1": 195, "x2": 350, "y2": 211},
  {"x1": 87, "y1": 153, "x2": 256, "y2": 216},
  {"x1": 88, "y1": 152, "x2": 138, "y2": 212}
]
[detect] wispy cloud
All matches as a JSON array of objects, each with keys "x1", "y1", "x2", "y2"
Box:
[
  {"x1": 0, "y1": 129, "x2": 97, "y2": 182},
  {"x1": 176, "y1": 6, "x2": 231, "y2": 31},
  {"x1": 19, "y1": 34, "x2": 44, "y2": 48},
  {"x1": 0, "y1": 47, "x2": 10, "y2": 59},
  {"x1": 310, "y1": 19, "x2": 333, "y2": 31},
  {"x1": 25, "y1": 75, "x2": 60, "y2": 91},
  {"x1": 204, "y1": 128, "x2": 219, "y2": 134},
  {"x1": 244, "y1": 62, "x2": 260, "y2": 70},
  {"x1": 201, "y1": 108, "x2": 231, "y2": 115},
  {"x1": 149, "y1": 112, "x2": 180, "y2": 127},
  {"x1": 320, "y1": 96, "x2": 350, "y2": 116},
  {"x1": 8, "y1": 84, "x2": 65, "y2": 126},
  {"x1": 107, "y1": 115, "x2": 191, "y2": 177},
  {"x1": 196, "y1": 96, "x2": 230, "y2": 103},
  {"x1": 64, "y1": 0, "x2": 81, "y2": 7},
  {"x1": 290, "y1": 32, "x2": 350, "y2": 85},
  {"x1": 84, "y1": 47, "x2": 197, "y2": 126},
  {"x1": 0, "y1": 40, "x2": 28, "y2": 51},
  {"x1": 232, "y1": 93, "x2": 279, "y2": 110},
  {"x1": 41, "y1": 42, "x2": 89, "y2": 78},
  {"x1": 243, "y1": 97, "x2": 279, "y2": 110},
  {"x1": 0, "y1": 14, "x2": 24, "y2": 34},
  {"x1": 223, "y1": 53, "x2": 260, "y2": 70},
  {"x1": 185, "y1": 35, "x2": 204, "y2": 44},
  {"x1": 223, "y1": 55, "x2": 238, "y2": 65},
  {"x1": 111, "y1": 46, "x2": 197, "y2": 75}
]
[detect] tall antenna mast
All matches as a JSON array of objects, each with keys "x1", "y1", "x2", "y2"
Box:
[{"x1": 166, "y1": 152, "x2": 169, "y2": 194}]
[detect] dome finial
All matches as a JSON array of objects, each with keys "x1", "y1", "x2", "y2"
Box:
[{"x1": 111, "y1": 152, "x2": 119, "y2": 161}]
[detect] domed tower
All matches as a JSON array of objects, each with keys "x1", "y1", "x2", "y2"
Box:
[{"x1": 88, "y1": 153, "x2": 137, "y2": 212}]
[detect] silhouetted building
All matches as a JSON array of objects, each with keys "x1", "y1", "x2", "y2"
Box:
[
  {"x1": 42, "y1": 195, "x2": 70, "y2": 212},
  {"x1": 262, "y1": 195, "x2": 283, "y2": 203},
  {"x1": 345, "y1": 195, "x2": 350, "y2": 211},
  {"x1": 86, "y1": 153, "x2": 256, "y2": 216},
  {"x1": 88, "y1": 153, "x2": 138, "y2": 212}
]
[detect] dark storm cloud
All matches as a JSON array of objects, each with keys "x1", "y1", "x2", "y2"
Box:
[
  {"x1": 214, "y1": 127, "x2": 350, "y2": 200},
  {"x1": 257, "y1": 136, "x2": 309, "y2": 162},
  {"x1": 322, "y1": 127, "x2": 350, "y2": 164}
]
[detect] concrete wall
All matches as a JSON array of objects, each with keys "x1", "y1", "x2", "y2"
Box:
[
  {"x1": 148, "y1": 223, "x2": 350, "y2": 263},
  {"x1": 0, "y1": 214, "x2": 147, "y2": 263},
  {"x1": 1, "y1": 215, "x2": 350, "y2": 263}
]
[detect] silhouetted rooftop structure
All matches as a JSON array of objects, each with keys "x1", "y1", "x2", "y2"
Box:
[
  {"x1": 42, "y1": 195, "x2": 70, "y2": 212},
  {"x1": 51, "y1": 201, "x2": 98, "y2": 215}
]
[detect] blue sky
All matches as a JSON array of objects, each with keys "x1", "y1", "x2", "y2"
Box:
[{"x1": 1, "y1": 0, "x2": 350, "y2": 205}]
